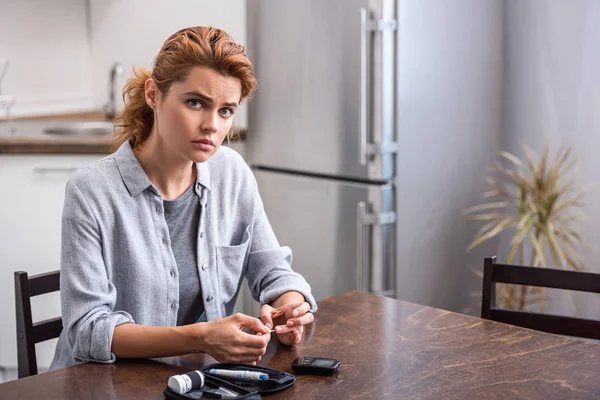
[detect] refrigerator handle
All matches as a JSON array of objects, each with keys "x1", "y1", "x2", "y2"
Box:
[
  {"x1": 357, "y1": 201, "x2": 397, "y2": 294},
  {"x1": 359, "y1": 9, "x2": 399, "y2": 166},
  {"x1": 356, "y1": 202, "x2": 367, "y2": 292},
  {"x1": 359, "y1": 8, "x2": 369, "y2": 166}
]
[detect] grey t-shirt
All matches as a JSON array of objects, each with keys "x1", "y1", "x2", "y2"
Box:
[{"x1": 163, "y1": 184, "x2": 204, "y2": 325}]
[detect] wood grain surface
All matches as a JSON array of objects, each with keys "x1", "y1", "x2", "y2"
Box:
[{"x1": 0, "y1": 291, "x2": 598, "y2": 399}]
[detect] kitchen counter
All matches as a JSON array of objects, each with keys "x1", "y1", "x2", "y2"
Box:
[
  {"x1": 0, "y1": 135, "x2": 113, "y2": 154},
  {"x1": 0, "y1": 112, "x2": 113, "y2": 154},
  {"x1": 0, "y1": 121, "x2": 113, "y2": 154},
  {"x1": 0, "y1": 112, "x2": 246, "y2": 155}
]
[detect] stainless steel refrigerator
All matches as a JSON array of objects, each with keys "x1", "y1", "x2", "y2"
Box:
[{"x1": 245, "y1": 0, "x2": 398, "y2": 302}]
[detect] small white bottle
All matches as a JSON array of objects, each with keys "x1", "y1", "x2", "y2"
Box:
[{"x1": 167, "y1": 370, "x2": 205, "y2": 394}]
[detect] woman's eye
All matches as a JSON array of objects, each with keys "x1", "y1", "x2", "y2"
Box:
[
  {"x1": 187, "y1": 99, "x2": 203, "y2": 109},
  {"x1": 219, "y1": 108, "x2": 233, "y2": 117}
]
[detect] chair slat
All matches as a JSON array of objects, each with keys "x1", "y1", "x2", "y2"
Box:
[
  {"x1": 32, "y1": 317, "x2": 63, "y2": 343},
  {"x1": 481, "y1": 257, "x2": 600, "y2": 341},
  {"x1": 28, "y1": 270, "x2": 60, "y2": 297},
  {"x1": 490, "y1": 309, "x2": 600, "y2": 340},
  {"x1": 492, "y1": 264, "x2": 600, "y2": 293}
]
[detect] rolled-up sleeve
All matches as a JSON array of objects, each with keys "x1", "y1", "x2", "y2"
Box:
[
  {"x1": 245, "y1": 177, "x2": 318, "y2": 313},
  {"x1": 61, "y1": 180, "x2": 134, "y2": 364}
]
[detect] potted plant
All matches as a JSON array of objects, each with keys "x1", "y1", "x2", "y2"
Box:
[{"x1": 464, "y1": 142, "x2": 588, "y2": 311}]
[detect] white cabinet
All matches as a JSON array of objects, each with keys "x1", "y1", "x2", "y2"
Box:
[{"x1": 0, "y1": 154, "x2": 103, "y2": 369}]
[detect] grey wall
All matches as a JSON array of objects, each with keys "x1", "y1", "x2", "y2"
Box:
[
  {"x1": 398, "y1": 0, "x2": 600, "y2": 319},
  {"x1": 395, "y1": 0, "x2": 504, "y2": 312},
  {"x1": 503, "y1": 0, "x2": 600, "y2": 319}
]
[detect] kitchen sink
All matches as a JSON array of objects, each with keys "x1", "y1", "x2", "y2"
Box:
[{"x1": 43, "y1": 121, "x2": 114, "y2": 137}]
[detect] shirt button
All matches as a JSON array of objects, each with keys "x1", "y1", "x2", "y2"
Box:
[
  {"x1": 205, "y1": 203, "x2": 209, "y2": 209},
  {"x1": 206, "y1": 295, "x2": 214, "y2": 302},
  {"x1": 201, "y1": 264, "x2": 208, "y2": 271},
  {"x1": 170, "y1": 270, "x2": 175, "y2": 277},
  {"x1": 171, "y1": 302, "x2": 177, "y2": 310},
  {"x1": 200, "y1": 232, "x2": 204, "y2": 238},
  {"x1": 162, "y1": 238, "x2": 167, "y2": 245}
]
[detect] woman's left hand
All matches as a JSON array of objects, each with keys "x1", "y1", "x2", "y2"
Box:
[{"x1": 260, "y1": 301, "x2": 314, "y2": 346}]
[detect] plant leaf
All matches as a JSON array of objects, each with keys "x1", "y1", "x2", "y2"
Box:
[
  {"x1": 465, "y1": 213, "x2": 511, "y2": 221},
  {"x1": 507, "y1": 213, "x2": 534, "y2": 264},
  {"x1": 499, "y1": 151, "x2": 523, "y2": 167},
  {"x1": 473, "y1": 219, "x2": 500, "y2": 242},
  {"x1": 546, "y1": 222, "x2": 567, "y2": 269},
  {"x1": 462, "y1": 201, "x2": 511, "y2": 215},
  {"x1": 467, "y1": 217, "x2": 515, "y2": 251},
  {"x1": 529, "y1": 231, "x2": 546, "y2": 268}
]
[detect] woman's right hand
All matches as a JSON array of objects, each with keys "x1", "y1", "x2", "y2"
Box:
[{"x1": 193, "y1": 313, "x2": 272, "y2": 364}]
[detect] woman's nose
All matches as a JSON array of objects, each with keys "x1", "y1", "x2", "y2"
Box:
[{"x1": 200, "y1": 112, "x2": 219, "y2": 133}]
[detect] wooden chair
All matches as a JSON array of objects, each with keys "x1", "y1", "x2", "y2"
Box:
[
  {"x1": 481, "y1": 256, "x2": 600, "y2": 340},
  {"x1": 14, "y1": 270, "x2": 63, "y2": 378}
]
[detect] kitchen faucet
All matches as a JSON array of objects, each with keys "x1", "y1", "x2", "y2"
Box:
[
  {"x1": 0, "y1": 58, "x2": 17, "y2": 130},
  {"x1": 103, "y1": 62, "x2": 124, "y2": 120}
]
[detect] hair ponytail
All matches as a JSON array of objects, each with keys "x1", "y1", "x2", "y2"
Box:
[{"x1": 113, "y1": 67, "x2": 154, "y2": 151}]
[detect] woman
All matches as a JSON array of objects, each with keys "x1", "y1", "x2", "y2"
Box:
[{"x1": 50, "y1": 26, "x2": 316, "y2": 370}]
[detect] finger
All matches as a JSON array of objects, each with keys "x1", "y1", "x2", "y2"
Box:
[
  {"x1": 234, "y1": 345, "x2": 268, "y2": 357},
  {"x1": 276, "y1": 332, "x2": 295, "y2": 346},
  {"x1": 292, "y1": 329, "x2": 302, "y2": 344},
  {"x1": 227, "y1": 341, "x2": 268, "y2": 358},
  {"x1": 239, "y1": 331, "x2": 271, "y2": 348},
  {"x1": 236, "y1": 312, "x2": 271, "y2": 335},
  {"x1": 254, "y1": 331, "x2": 274, "y2": 344},
  {"x1": 291, "y1": 302, "x2": 311, "y2": 318},
  {"x1": 274, "y1": 324, "x2": 300, "y2": 335},
  {"x1": 283, "y1": 302, "x2": 304, "y2": 319},
  {"x1": 284, "y1": 312, "x2": 314, "y2": 328},
  {"x1": 231, "y1": 355, "x2": 261, "y2": 364},
  {"x1": 259, "y1": 305, "x2": 275, "y2": 330},
  {"x1": 277, "y1": 330, "x2": 301, "y2": 346},
  {"x1": 270, "y1": 306, "x2": 287, "y2": 320}
]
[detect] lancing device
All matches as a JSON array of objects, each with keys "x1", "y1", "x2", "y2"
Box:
[
  {"x1": 167, "y1": 370, "x2": 205, "y2": 394},
  {"x1": 207, "y1": 368, "x2": 269, "y2": 381}
]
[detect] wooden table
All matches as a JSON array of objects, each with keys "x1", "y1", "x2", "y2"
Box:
[{"x1": 1, "y1": 291, "x2": 599, "y2": 399}]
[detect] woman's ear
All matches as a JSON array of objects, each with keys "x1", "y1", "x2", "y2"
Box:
[{"x1": 144, "y1": 78, "x2": 158, "y2": 110}]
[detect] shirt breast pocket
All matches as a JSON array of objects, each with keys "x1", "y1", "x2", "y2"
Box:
[{"x1": 215, "y1": 225, "x2": 252, "y2": 304}]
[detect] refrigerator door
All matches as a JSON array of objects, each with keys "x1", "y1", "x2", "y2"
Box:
[
  {"x1": 246, "y1": 0, "x2": 397, "y2": 181},
  {"x1": 250, "y1": 169, "x2": 396, "y2": 301}
]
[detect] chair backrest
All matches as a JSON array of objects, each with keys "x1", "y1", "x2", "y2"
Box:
[
  {"x1": 481, "y1": 256, "x2": 600, "y2": 340},
  {"x1": 14, "y1": 270, "x2": 62, "y2": 378}
]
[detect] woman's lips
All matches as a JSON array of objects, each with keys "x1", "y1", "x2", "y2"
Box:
[{"x1": 192, "y1": 138, "x2": 215, "y2": 151}]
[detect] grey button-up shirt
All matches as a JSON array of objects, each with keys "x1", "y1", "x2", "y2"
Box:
[{"x1": 50, "y1": 141, "x2": 317, "y2": 370}]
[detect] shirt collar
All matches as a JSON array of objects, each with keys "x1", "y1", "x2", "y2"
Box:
[
  {"x1": 115, "y1": 141, "x2": 212, "y2": 197},
  {"x1": 195, "y1": 160, "x2": 212, "y2": 192},
  {"x1": 115, "y1": 141, "x2": 153, "y2": 197}
]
